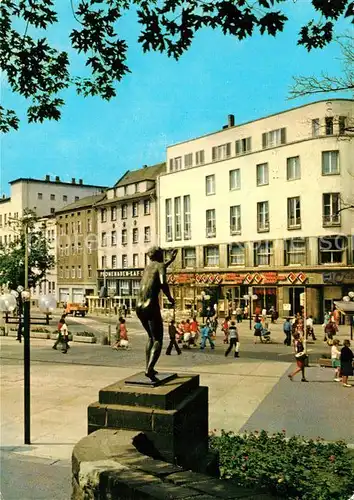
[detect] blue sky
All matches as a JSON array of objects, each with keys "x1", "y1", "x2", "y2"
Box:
[{"x1": 1, "y1": 1, "x2": 352, "y2": 194}]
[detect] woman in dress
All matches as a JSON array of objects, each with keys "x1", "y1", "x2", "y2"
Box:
[
  {"x1": 288, "y1": 333, "x2": 308, "y2": 382},
  {"x1": 331, "y1": 339, "x2": 341, "y2": 382},
  {"x1": 340, "y1": 340, "x2": 353, "y2": 388}
]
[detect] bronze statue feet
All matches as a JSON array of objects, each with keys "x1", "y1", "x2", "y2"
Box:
[{"x1": 145, "y1": 370, "x2": 159, "y2": 382}]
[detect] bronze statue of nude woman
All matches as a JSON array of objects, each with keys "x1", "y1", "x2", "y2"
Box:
[{"x1": 136, "y1": 247, "x2": 178, "y2": 381}]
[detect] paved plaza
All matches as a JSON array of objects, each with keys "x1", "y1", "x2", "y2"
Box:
[{"x1": 1, "y1": 315, "x2": 353, "y2": 499}]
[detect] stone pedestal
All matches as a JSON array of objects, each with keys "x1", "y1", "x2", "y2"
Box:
[{"x1": 88, "y1": 373, "x2": 211, "y2": 472}]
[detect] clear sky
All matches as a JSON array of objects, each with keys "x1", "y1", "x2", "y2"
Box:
[{"x1": 1, "y1": 1, "x2": 352, "y2": 194}]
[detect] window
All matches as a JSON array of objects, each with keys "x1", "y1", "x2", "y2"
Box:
[
  {"x1": 230, "y1": 205, "x2": 241, "y2": 234},
  {"x1": 87, "y1": 241, "x2": 92, "y2": 254},
  {"x1": 75, "y1": 196, "x2": 79, "y2": 202},
  {"x1": 101, "y1": 232, "x2": 107, "y2": 247},
  {"x1": 165, "y1": 199, "x2": 173, "y2": 241},
  {"x1": 254, "y1": 241, "x2": 273, "y2": 266},
  {"x1": 229, "y1": 169, "x2": 240, "y2": 190},
  {"x1": 206, "y1": 209, "x2": 216, "y2": 237},
  {"x1": 50, "y1": 194, "x2": 55, "y2": 200},
  {"x1": 122, "y1": 254, "x2": 128, "y2": 268},
  {"x1": 4, "y1": 214, "x2": 7, "y2": 226},
  {"x1": 319, "y1": 236, "x2": 346, "y2": 264},
  {"x1": 77, "y1": 221, "x2": 82, "y2": 233},
  {"x1": 183, "y1": 195, "x2": 191, "y2": 240},
  {"x1": 262, "y1": 128, "x2": 286, "y2": 148},
  {"x1": 50, "y1": 208, "x2": 55, "y2": 214},
  {"x1": 195, "y1": 150, "x2": 205, "y2": 166},
  {"x1": 228, "y1": 243, "x2": 245, "y2": 266},
  {"x1": 256, "y1": 163, "x2": 269, "y2": 186},
  {"x1": 59, "y1": 245, "x2": 64, "y2": 256},
  {"x1": 65, "y1": 244, "x2": 69, "y2": 256},
  {"x1": 236, "y1": 137, "x2": 251, "y2": 155},
  {"x1": 121, "y1": 204, "x2": 127, "y2": 219},
  {"x1": 133, "y1": 254, "x2": 139, "y2": 267},
  {"x1": 71, "y1": 242, "x2": 75, "y2": 255},
  {"x1": 339, "y1": 116, "x2": 347, "y2": 134},
  {"x1": 133, "y1": 228, "x2": 139, "y2": 244},
  {"x1": 0, "y1": 215, "x2": 2, "y2": 227},
  {"x1": 65, "y1": 223, "x2": 69, "y2": 235},
  {"x1": 71, "y1": 266, "x2": 75, "y2": 278},
  {"x1": 65, "y1": 266, "x2": 69, "y2": 278},
  {"x1": 101, "y1": 209, "x2": 107, "y2": 223},
  {"x1": 205, "y1": 174, "x2": 216, "y2": 195},
  {"x1": 132, "y1": 202, "x2": 139, "y2": 217},
  {"x1": 71, "y1": 221, "x2": 75, "y2": 234},
  {"x1": 101, "y1": 255, "x2": 107, "y2": 268},
  {"x1": 88, "y1": 265, "x2": 92, "y2": 278},
  {"x1": 323, "y1": 193, "x2": 340, "y2": 226},
  {"x1": 144, "y1": 226, "x2": 151, "y2": 243},
  {"x1": 111, "y1": 231, "x2": 117, "y2": 246},
  {"x1": 287, "y1": 156, "x2": 301, "y2": 180},
  {"x1": 59, "y1": 224, "x2": 63, "y2": 236},
  {"x1": 183, "y1": 247, "x2": 196, "y2": 268},
  {"x1": 285, "y1": 239, "x2": 306, "y2": 265},
  {"x1": 212, "y1": 143, "x2": 231, "y2": 161},
  {"x1": 134, "y1": 183, "x2": 139, "y2": 193},
  {"x1": 132, "y1": 280, "x2": 140, "y2": 296},
  {"x1": 174, "y1": 197, "x2": 182, "y2": 240},
  {"x1": 169, "y1": 156, "x2": 182, "y2": 172},
  {"x1": 77, "y1": 242, "x2": 82, "y2": 254},
  {"x1": 38, "y1": 193, "x2": 43, "y2": 200},
  {"x1": 322, "y1": 151, "x2": 339, "y2": 175},
  {"x1": 184, "y1": 153, "x2": 193, "y2": 168},
  {"x1": 325, "y1": 117, "x2": 333, "y2": 135},
  {"x1": 77, "y1": 266, "x2": 82, "y2": 279},
  {"x1": 144, "y1": 199, "x2": 151, "y2": 215},
  {"x1": 287, "y1": 197, "x2": 301, "y2": 229},
  {"x1": 257, "y1": 201, "x2": 269, "y2": 232},
  {"x1": 122, "y1": 229, "x2": 127, "y2": 245},
  {"x1": 112, "y1": 255, "x2": 117, "y2": 268},
  {"x1": 59, "y1": 266, "x2": 64, "y2": 278},
  {"x1": 312, "y1": 119, "x2": 320, "y2": 137},
  {"x1": 124, "y1": 186, "x2": 128, "y2": 195},
  {"x1": 204, "y1": 246, "x2": 219, "y2": 267},
  {"x1": 87, "y1": 218, "x2": 92, "y2": 232},
  {"x1": 144, "y1": 253, "x2": 149, "y2": 266},
  {"x1": 119, "y1": 280, "x2": 130, "y2": 295},
  {"x1": 111, "y1": 206, "x2": 117, "y2": 221},
  {"x1": 63, "y1": 195, "x2": 68, "y2": 202}
]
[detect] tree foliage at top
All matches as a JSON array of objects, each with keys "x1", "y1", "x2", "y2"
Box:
[
  {"x1": 0, "y1": 210, "x2": 55, "y2": 290},
  {"x1": 1, "y1": 0, "x2": 353, "y2": 132}
]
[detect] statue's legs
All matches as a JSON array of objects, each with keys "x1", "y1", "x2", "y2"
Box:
[{"x1": 136, "y1": 307, "x2": 163, "y2": 381}]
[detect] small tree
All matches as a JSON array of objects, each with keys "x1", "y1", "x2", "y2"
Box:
[{"x1": 0, "y1": 210, "x2": 55, "y2": 290}]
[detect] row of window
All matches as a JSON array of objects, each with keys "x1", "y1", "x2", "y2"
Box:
[
  {"x1": 100, "y1": 253, "x2": 148, "y2": 270},
  {"x1": 59, "y1": 220, "x2": 87, "y2": 235},
  {"x1": 59, "y1": 265, "x2": 85, "y2": 279},
  {"x1": 169, "y1": 117, "x2": 347, "y2": 172},
  {"x1": 100, "y1": 199, "x2": 151, "y2": 223},
  {"x1": 0, "y1": 212, "x2": 19, "y2": 227},
  {"x1": 101, "y1": 226, "x2": 151, "y2": 246},
  {"x1": 204, "y1": 151, "x2": 339, "y2": 196},
  {"x1": 37, "y1": 193, "x2": 79, "y2": 202},
  {"x1": 180, "y1": 236, "x2": 349, "y2": 268},
  {"x1": 165, "y1": 195, "x2": 191, "y2": 241}
]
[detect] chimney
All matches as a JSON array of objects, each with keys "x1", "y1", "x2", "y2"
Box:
[
  {"x1": 72, "y1": 178, "x2": 76, "y2": 184},
  {"x1": 45, "y1": 174, "x2": 50, "y2": 181},
  {"x1": 55, "y1": 176, "x2": 60, "y2": 182},
  {"x1": 228, "y1": 114, "x2": 235, "y2": 127},
  {"x1": 79, "y1": 179, "x2": 83, "y2": 185}
]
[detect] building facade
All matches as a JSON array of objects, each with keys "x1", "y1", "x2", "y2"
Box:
[
  {"x1": 96, "y1": 163, "x2": 165, "y2": 310},
  {"x1": 158, "y1": 99, "x2": 354, "y2": 321},
  {"x1": 56, "y1": 194, "x2": 105, "y2": 305}
]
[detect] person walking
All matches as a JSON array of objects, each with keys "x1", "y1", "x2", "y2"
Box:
[
  {"x1": 235, "y1": 307, "x2": 242, "y2": 323},
  {"x1": 306, "y1": 315, "x2": 316, "y2": 340},
  {"x1": 166, "y1": 320, "x2": 182, "y2": 355},
  {"x1": 283, "y1": 317, "x2": 292, "y2": 346},
  {"x1": 53, "y1": 314, "x2": 70, "y2": 353},
  {"x1": 190, "y1": 317, "x2": 199, "y2": 347},
  {"x1": 288, "y1": 333, "x2": 308, "y2": 382},
  {"x1": 340, "y1": 340, "x2": 353, "y2": 388},
  {"x1": 222, "y1": 317, "x2": 230, "y2": 344},
  {"x1": 200, "y1": 323, "x2": 215, "y2": 350},
  {"x1": 331, "y1": 339, "x2": 341, "y2": 382},
  {"x1": 253, "y1": 316, "x2": 262, "y2": 344},
  {"x1": 225, "y1": 321, "x2": 240, "y2": 358}
]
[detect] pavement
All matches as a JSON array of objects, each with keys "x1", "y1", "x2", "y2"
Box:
[{"x1": 1, "y1": 316, "x2": 353, "y2": 499}]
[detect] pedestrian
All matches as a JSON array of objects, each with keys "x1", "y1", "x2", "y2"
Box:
[
  {"x1": 261, "y1": 307, "x2": 267, "y2": 325},
  {"x1": 324, "y1": 320, "x2": 338, "y2": 343},
  {"x1": 288, "y1": 333, "x2": 308, "y2": 382},
  {"x1": 236, "y1": 306, "x2": 242, "y2": 323},
  {"x1": 340, "y1": 339, "x2": 353, "y2": 388},
  {"x1": 225, "y1": 321, "x2": 240, "y2": 358},
  {"x1": 112, "y1": 317, "x2": 129, "y2": 349},
  {"x1": 166, "y1": 320, "x2": 182, "y2": 355},
  {"x1": 122, "y1": 303, "x2": 127, "y2": 318},
  {"x1": 222, "y1": 317, "x2": 230, "y2": 344},
  {"x1": 283, "y1": 317, "x2": 292, "y2": 346},
  {"x1": 200, "y1": 323, "x2": 215, "y2": 350},
  {"x1": 306, "y1": 315, "x2": 316, "y2": 340},
  {"x1": 190, "y1": 317, "x2": 199, "y2": 346},
  {"x1": 243, "y1": 305, "x2": 248, "y2": 319},
  {"x1": 331, "y1": 339, "x2": 341, "y2": 382},
  {"x1": 253, "y1": 316, "x2": 262, "y2": 344},
  {"x1": 53, "y1": 314, "x2": 70, "y2": 353}
]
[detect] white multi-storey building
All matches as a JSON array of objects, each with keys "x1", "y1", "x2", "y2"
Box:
[
  {"x1": 158, "y1": 99, "x2": 354, "y2": 320},
  {"x1": 96, "y1": 163, "x2": 165, "y2": 310}
]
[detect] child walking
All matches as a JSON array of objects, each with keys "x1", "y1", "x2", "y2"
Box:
[{"x1": 224, "y1": 321, "x2": 240, "y2": 358}]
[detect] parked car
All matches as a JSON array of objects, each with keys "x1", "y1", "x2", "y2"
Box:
[{"x1": 65, "y1": 303, "x2": 88, "y2": 317}]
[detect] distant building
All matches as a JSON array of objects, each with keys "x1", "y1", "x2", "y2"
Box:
[
  {"x1": 56, "y1": 193, "x2": 106, "y2": 305},
  {"x1": 32, "y1": 215, "x2": 58, "y2": 302},
  {"x1": 96, "y1": 163, "x2": 166, "y2": 310},
  {"x1": 158, "y1": 99, "x2": 354, "y2": 321}
]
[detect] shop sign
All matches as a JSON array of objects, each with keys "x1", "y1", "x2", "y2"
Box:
[
  {"x1": 323, "y1": 271, "x2": 354, "y2": 284},
  {"x1": 222, "y1": 273, "x2": 244, "y2": 284},
  {"x1": 98, "y1": 269, "x2": 144, "y2": 279},
  {"x1": 261, "y1": 272, "x2": 278, "y2": 284},
  {"x1": 168, "y1": 273, "x2": 194, "y2": 285}
]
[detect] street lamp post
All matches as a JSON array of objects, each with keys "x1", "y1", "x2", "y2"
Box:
[{"x1": 342, "y1": 291, "x2": 354, "y2": 340}]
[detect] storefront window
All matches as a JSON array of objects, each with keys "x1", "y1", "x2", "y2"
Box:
[
  {"x1": 119, "y1": 280, "x2": 130, "y2": 296},
  {"x1": 253, "y1": 287, "x2": 277, "y2": 312},
  {"x1": 132, "y1": 280, "x2": 140, "y2": 296}
]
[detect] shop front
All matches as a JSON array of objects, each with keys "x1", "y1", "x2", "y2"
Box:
[{"x1": 97, "y1": 268, "x2": 144, "y2": 311}]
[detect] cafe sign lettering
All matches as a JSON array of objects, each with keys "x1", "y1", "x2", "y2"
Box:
[{"x1": 98, "y1": 269, "x2": 144, "y2": 278}]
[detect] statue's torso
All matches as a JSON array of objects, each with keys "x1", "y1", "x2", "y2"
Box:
[{"x1": 137, "y1": 262, "x2": 163, "y2": 310}]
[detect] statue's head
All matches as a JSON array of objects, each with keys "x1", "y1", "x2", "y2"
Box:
[{"x1": 147, "y1": 246, "x2": 164, "y2": 263}]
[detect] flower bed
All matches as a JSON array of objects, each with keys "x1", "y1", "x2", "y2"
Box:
[
  {"x1": 210, "y1": 430, "x2": 354, "y2": 500},
  {"x1": 73, "y1": 331, "x2": 96, "y2": 343}
]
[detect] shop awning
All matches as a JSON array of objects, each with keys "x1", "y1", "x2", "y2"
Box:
[{"x1": 334, "y1": 301, "x2": 354, "y2": 314}]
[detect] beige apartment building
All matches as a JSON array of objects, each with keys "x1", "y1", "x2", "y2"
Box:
[
  {"x1": 56, "y1": 194, "x2": 105, "y2": 305},
  {"x1": 96, "y1": 163, "x2": 165, "y2": 310},
  {"x1": 158, "y1": 99, "x2": 354, "y2": 321}
]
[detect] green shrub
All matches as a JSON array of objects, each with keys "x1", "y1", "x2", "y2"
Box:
[
  {"x1": 209, "y1": 430, "x2": 354, "y2": 500},
  {"x1": 75, "y1": 331, "x2": 96, "y2": 338},
  {"x1": 32, "y1": 327, "x2": 50, "y2": 333}
]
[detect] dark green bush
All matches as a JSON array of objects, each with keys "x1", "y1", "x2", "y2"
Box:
[
  {"x1": 210, "y1": 430, "x2": 354, "y2": 499},
  {"x1": 75, "y1": 330, "x2": 96, "y2": 338}
]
